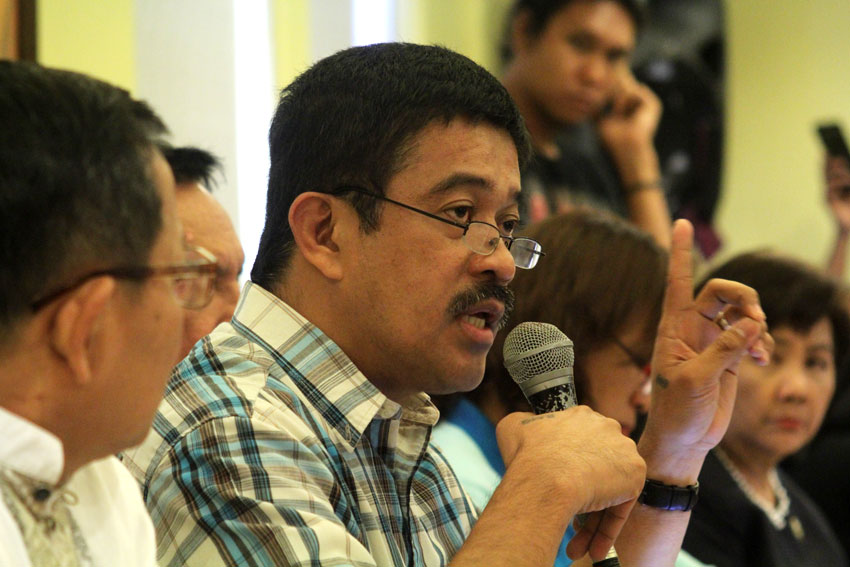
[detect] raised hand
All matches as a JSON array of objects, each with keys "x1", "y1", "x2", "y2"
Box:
[
  {"x1": 826, "y1": 155, "x2": 850, "y2": 234},
  {"x1": 597, "y1": 68, "x2": 662, "y2": 160},
  {"x1": 640, "y1": 219, "x2": 772, "y2": 479}
]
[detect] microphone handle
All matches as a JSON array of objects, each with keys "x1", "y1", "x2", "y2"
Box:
[{"x1": 525, "y1": 383, "x2": 622, "y2": 567}]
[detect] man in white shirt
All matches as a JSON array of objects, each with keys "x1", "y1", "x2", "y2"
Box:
[{"x1": 0, "y1": 61, "x2": 217, "y2": 566}]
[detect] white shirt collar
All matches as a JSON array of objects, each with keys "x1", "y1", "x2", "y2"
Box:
[{"x1": 0, "y1": 407, "x2": 64, "y2": 485}]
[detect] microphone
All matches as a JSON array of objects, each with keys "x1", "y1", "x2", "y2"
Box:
[{"x1": 503, "y1": 322, "x2": 620, "y2": 567}]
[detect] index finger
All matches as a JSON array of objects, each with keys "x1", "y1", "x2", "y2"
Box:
[{"x1": 661, "y1": 219, "x2": 695, "y2": 320}]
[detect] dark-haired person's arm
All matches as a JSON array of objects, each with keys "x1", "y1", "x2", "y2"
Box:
[{"x1": 825, "y1": 156, "x2": 850, "y2": 279}]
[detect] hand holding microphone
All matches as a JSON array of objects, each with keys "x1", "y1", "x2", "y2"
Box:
[{"x1": 500, "y1": 322, "x2": 644, "y2": 566}]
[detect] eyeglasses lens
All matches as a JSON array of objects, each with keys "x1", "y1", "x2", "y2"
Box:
[
  {"x1": 464, "y1": 223, "x2": 499, "y2": 255},
  {"x1": 172, "y1": 275, "x2": 213, "y2": 309},
  {"x1": 511, "y1": 238, "x2": 541, "y2": 269},
  {"x1": 172, "y1": 246, "x2": 217, "y2": 309}
]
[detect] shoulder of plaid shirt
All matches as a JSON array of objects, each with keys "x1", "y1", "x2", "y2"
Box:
[{"x1": 120, "y1": 281, "x2": 478, "y2": 567}]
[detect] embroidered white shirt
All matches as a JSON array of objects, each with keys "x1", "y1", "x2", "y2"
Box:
[{"x1": 0, "y1": 407, "x2": 157, "y2": 567}]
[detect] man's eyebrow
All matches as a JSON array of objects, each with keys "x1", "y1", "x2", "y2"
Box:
[
  {"x1": 427, "y1": 173, "x2": 491, "y2": 195},
  {"x1": 426, "y1": 173, "x2": 522, "y2": 204}
]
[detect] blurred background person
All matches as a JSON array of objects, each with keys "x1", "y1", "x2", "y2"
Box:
[
  {"x1": 783, "y1": 329, "x2": 850, "y2": 562},
  {"x1": 824, "y1": 155, "x2": 850, "y2": 280},
  {"x1": 433, "y1": 208, "x2": 710, "y2": 566},
  {"x1": 500, "y1": 0, "x2": 672, "y2": 247},
  {"x1": 683, "y1": 251, "x2": 850, "y2": 567},
  {"x1": 782, "y1": 154, "x2": 850, "y2": 558},
  {"x1": 162, "y1": 146, "x2": 244, "y2": 357}
]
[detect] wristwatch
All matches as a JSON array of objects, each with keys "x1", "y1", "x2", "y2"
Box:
[{"x1": 638, "y1": 478, "x2": 699, "y2": 511}]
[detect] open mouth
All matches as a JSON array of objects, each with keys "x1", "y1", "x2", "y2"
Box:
[
  {"x1": 462, "y1": 313, "x2": 489, "y2": 330},
  {"x1": 448, "y1": 284, "x2": 514, "y2": 333},
  {"x1": 458, "y1": 301, "x2": 504, "y2": 332}
]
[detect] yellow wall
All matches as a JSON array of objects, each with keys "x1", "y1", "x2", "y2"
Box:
[
  {"x1": 36, "y1": 0, "x2": 309, "y2": 95},
  {"x1": 396, "y1": 0, "x2": 511, "y2": 74},
  {"x1": 272, "y1": 0, "x2": 310, "y2": 92},
  {"x1": 37, "y1": 0, "x2": 136, "y2": 92},
  {"x1": 716, "y1": 0, "x2": 850, "y2": 269}
]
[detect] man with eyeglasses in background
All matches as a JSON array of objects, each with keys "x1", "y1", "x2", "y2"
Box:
[
  {"x1": 0, "y1": 61, "x2": 218, "y2": 566},
  {"x1": 123, "y1": 43, "x2": 770, "y2": 567},
  {"x1": 161, "y1": 145, "x2": 245, "y2": 358}
]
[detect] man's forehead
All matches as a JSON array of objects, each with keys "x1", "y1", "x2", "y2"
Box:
[
  {"x1": 389, "y1": 119, "x2": 522, "y2": 200},
  {"x1": 554, "y1": 1, "x2": 637, "y2": 46}
]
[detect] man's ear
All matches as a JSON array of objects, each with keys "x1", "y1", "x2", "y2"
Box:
[
  {"x1": 49, "y1": 276, "x2": 116, "y2": 385},
  {"x1": 288, "y1": 192, "x2": 348, "y2": 281}
]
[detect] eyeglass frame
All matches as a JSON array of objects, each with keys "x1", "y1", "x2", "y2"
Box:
[
  {"x1": 612, "y1": 335, "x2": 653, "y2": 377},
  {"x1": 332, "y1": 185, "x2": 545, "y2": 269},
  {"x1": 30, "y1": 245, "x2": 219, "y2": 311}
]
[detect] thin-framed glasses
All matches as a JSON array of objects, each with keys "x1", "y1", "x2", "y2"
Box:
[
  {"x1": 334, "y1": 185, "x2": 544, "y2": 269},
  {"x1": 30, "y1": 245, "x2": 219, "y2": 311},
  {"x1": 613, "y1": 336, "x2": 652, "y2": 377}
]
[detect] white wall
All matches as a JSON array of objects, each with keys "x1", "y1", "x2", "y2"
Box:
[{"x1": 134, "y1": 0, "x2": 275, "y2": 277}]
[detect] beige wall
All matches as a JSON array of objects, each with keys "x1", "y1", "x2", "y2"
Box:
[
  {"x1": 396, "y1": 0, "x2": 511, "y2": 74},
  {"x1": 272, "y1": 0, "x2": 310, "y2": 92},
  {"x1": 718, "y1": 1, "x2": 850, "y2": 273},
  {"x1": 37, "y1": 0, "x2": 136, "y2": 92}
]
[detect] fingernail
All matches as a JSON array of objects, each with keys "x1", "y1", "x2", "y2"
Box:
[{"x1": 749, "y1": 347, "x2": 768, "y2": 365}]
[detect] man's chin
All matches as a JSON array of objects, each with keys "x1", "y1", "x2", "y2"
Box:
[
  {"x1": 452, "y1": 365, "x2": 488, "y2": 395},
  {"x1": 426, "y1": 367, "x2": 486, "y2": 397}
]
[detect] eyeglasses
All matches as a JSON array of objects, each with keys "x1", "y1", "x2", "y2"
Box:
[
  {"x1": 334, "y1": 185, "x2": 544, "y2": 269},
  {"x1": 613, "y1": 336, "x2": 652, "y2": 377},
  {"x1": 30, "y1": 245, "x2": 219, "y2": 311}
]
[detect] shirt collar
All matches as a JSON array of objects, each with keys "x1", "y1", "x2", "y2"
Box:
[
  {"x1": 232, "y1": 282, "x2": 438, "y2": 449},
  {"x1": 0, "y1": 407, "x2": 64, "y2": 485}
]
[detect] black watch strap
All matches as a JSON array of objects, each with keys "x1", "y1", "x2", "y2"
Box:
[{"x1": 638, "y1": 478, "x2": 699, "y2": 511}]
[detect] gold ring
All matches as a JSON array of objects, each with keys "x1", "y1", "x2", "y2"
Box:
[{"x1": 713, "y1": 310, "x2": 731, "y2": 331}]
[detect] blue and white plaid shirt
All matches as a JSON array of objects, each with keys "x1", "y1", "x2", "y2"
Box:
[{"x1": 122, "y1": 282, "x2": 477, "y2": 566}]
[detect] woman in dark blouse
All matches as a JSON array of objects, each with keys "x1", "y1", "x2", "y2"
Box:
[{"x1": 683, "y1": 251, "x2": 850, "y2": 567}]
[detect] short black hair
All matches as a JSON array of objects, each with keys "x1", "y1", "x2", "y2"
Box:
[
  {"x1": 161, "y1": 146, "x2": 222, "y2": 191},
  {"x1": 251, "y1": 42, "x2": 531, "y2": 289},
  {"x1": 501, "y1": 0, "x2": 645, "y2": 64},
  {"x1": 0, "y1": 61, "x2": 168, "y2": 340},
  {"x1": 697, "y1": 251, "x2": 850, "y2": 371}
]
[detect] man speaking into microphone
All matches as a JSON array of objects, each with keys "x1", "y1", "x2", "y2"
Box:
[{"x1": 123, "y1": 43, "x2": 771, "y2": 567}]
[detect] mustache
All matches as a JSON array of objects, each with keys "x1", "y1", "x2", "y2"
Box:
[{"x1": 447, "y1": 283, "x2": 515, "y2": 331}]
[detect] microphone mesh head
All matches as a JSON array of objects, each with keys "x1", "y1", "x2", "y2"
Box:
[{"x1": 503, "y1": 322, "x2": 574, "y2": 385}]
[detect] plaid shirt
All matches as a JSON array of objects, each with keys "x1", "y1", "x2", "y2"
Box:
[{"x1": 122, "y1": 282, "x2": 476, "y2": 567}]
